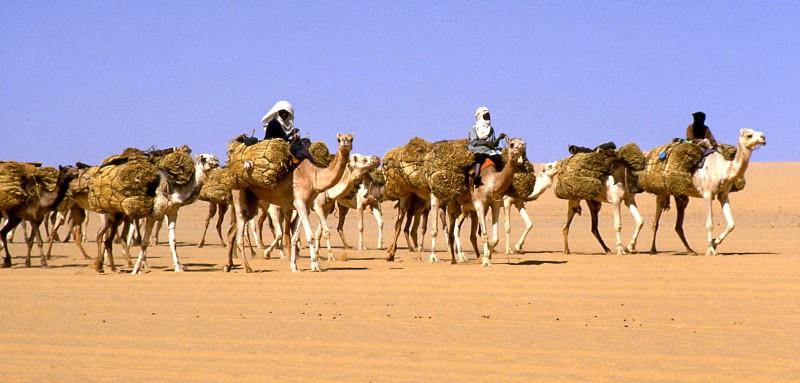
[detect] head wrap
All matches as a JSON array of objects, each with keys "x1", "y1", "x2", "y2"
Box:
[
  {"x1": 261, "y1": 100, "x2": 295, "y2": 134},
  {"x1": 474, "y1": 106, "x2": 492, "y2": 140}
]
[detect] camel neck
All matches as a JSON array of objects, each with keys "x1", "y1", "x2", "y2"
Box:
[
  {"x1": 325, "y1": 165, "x2": 357, "y2": 200},
  {"x1": 729, "y1": 141, "x2": 752, "y2": 182},
  {"x1": 40, "y1": 178, "x2": 71, "y2": 209},
  {"x1": 314, "y1": 147, "x2": 350, "y2": 191},
  {"x1": 490, "y1": 156, "x2": 517, "y2": 194}
]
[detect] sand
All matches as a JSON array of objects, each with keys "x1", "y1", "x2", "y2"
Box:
[{"x1": 1, "y1": 162, "x2": 798, "y2": 382}]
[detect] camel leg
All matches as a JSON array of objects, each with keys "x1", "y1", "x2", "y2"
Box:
[
  {"x1": 386, "y1": 197, "x2": 409, "y2": 261},
  {"x1": 120, "y1": 220, "x2": 136, "y2": 268},
  {"x1": 712, "y1": 193, "x2": 735, "y2": 252},
  {"x1": 336, "y1": 206, "x2": 349, "y2": 261},
  {"x1": 514, "y1": 203, "x2": 533, "y2": 254},
  {"x1": 703, "y1": 193, "x2": 716, "y2": 255},
  {"x1": 131, "y1": 218, "x2": 157, "y2": 274},
  {"x1": 166, "y1": 208, "x2": 184, "y2": 272},
  {"x1": 198, "y1": 202, "x2": 217, "y2": 248},
  {"x1": 372, "y1": 205, "x2": 384, "y2": 250},
  {"x1": 225, "y1": 190, "x2": 253, "y2": 273},
  {"x1": 34, "y1": 221, "x2": 47, "y2": 267},
  {"x1": 103, "y1": 216, "x2": 120, "y2": 273},
  {"x1": 46, "y1": 211, "x2": 66, "y2": 259},
  {"x1": 255, "y1": 207, "x2": 267, "y2": 249},
  {"x1": 1, "y1": 216, "x2": 21, "y2": 267},
  {"x1": 24, "y1": 221, "x2": 36, "y2": 267},
  {"x1": 356, "y1": 204, "x2": 366, "y2": 251},
  {"x1": 625, "y1": 198, "x2": 644, "y2": 254},
  {"x1": 673, "y1": 195, "x2": 695, "y2": 254},
  {"x1": 503, "y1": 200, "x2": 513, "y2": 255},
  {"x1": 489, "y1": 203, "x2": 501, "y2": 255},
  {"x1": 93, "y1": 215, "x2": 110, "y2": 272},
  {"x1": 428, "y1": 196, "x2": 440, "y2": 263},
  {"x1": 587, "y1": 200, "x2": 611, "y2": 254},
  {"x1": 69, "y1": 208, "x2": 91, "y2": 260},
  {"x1": 562, "y1": 200, "x2": 580, "y2": 254},
  {"x1": 468, "y1": 211, "x2": 480, "y2": 259},
  {"x1": 649, "y1": 195, "x2": 667, "y2": 254},
  {"x1": 453, "y1": 210, "x2": 470, "y2": 263},
  {"x1": 612, "y1": 198, "x2": 627, "y2": 255},
  {"x1": 149, "y1": 217, "x2": 162, "y2": 246},
  {"x1": 216, "y1": 204, "x2": 229, "y2": 247},
  {"x1": 263, "y1": 206, "x2": 284, "y2": 260},
  {"x1": 475, "y1": 202, "x2": 492, "y2": 267},
  {"x1": 313, "y1": 202, "x2": 334, "y2": 261},
  {"x1": 403, "y1": 205, "x2": 416, "y2": 253},
  {"x1": 294, "y1": 199, "x2": 320, "y2": 272}
]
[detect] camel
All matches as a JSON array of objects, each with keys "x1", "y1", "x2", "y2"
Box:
[
  {"x1": 648, "y1": 128, "x2": 766, "y2": 255},
  {"x1": 225, "y1": 133, "x2": 353, "y2": 273},
  {"x1": 1, "y1": 165, "x2": 77, "y2": 268},
  {"x1": 384, "y1": 157, "x2": 432, "y2": 262},
  {"x1": 501, "y1": 161, "x2": 559, "y2": 254},
  {"x1": 559, "y1": 153, "x2": 645, "y2": 256},
  {"x1": 92, "y1": 152, "x2": 215, "y2": 273},
  {"x1": 333, "y1": 168, "x2": 388, "y2": 252},
  {"x1": 450, "y1": 138, "x2": 526, "y2": 266},
  {"x1": 313, "y1": 154, "x2": 381, "y2": 260}
]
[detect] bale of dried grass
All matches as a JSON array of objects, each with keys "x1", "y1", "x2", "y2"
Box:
[
  {"x1": 639, "y1": 142, "x2": 702, "y2": 196},
  {"x1": 423, "y1": 140, "x2": 473, "y2": 201},
  {"x1": 88, "y1": 158, "x2": 159, "y2": 219},
  {"x1": 554, "y1": 149, "x2": 617, "y2": 200},
  {"x1": 0, "y1": 162, "x2": 29, "y2": 211},
  {"x1": 33, "y1": 166, "x2": 59, "y2": 192},
  {"x1": 156, "y1": 148, "x2": 195, "y2": 186},
  {"x1": 308, "y1": 141, "x2": 332, "y2": 168},
  {"x1": 227, "y1": 136, "x2": 292, "y2": 190},
  {"x1": 617, "y1": 143, "x2": 645, "y2": 171},
  {"x1": 198, "y1": 167, "x2": 232, "y2": 204},
  {"x1": 70, "y1": 167, "x2": 98, "y2": 196},
  {"x1": 367, "y1": 168, "x2": 386, "y2": 186},
  {"x1": 500, "y1": 150, "x2": 536, "y2": 199},
  {"x1": 400, "y1": 137, "x2": 433, "y2": 190},
  {"x1": 383, "y1": 138, "x2": 433, "y2": 199},
  {"x1": 716, "y1": 143, "x2": 747, "y2": 192}
]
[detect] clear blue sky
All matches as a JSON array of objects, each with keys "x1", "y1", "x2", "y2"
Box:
[{"x1": 2, "y1": 1, "x2": 798, "y2": 165}]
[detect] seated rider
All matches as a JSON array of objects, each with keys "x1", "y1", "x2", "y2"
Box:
[
  {"x1": 262, "y1": 100, "x2": 319, "y2": 166},
  {"x1": 468, "y1": 106, "x2": 506, "y2": 185},
  {"x1": 686, "y1": 111, "x2": 717, "y2": 147}
]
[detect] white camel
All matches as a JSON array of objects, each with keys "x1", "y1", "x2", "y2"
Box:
[
  {"x1": 648, "y1": 128, "x2": 766, "y2": 255},
  {"x1": 313, "y1": 154, "x2": 381, "y2": 260},
  {"x1": 502, "y1": 161, "x2": 559, "y2": 254}
]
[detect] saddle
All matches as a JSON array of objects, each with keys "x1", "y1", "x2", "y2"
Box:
[{"x1": 480, "y1": 158, "x2": 496, "y2": 173}]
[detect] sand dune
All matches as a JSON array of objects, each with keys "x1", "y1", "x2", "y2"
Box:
[{"x1": 1, "y1": 162, "x2": 798, "y2": 382}]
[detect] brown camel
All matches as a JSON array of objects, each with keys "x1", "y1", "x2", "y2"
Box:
[
  {"x1": 450, "y1": 138, "x2": 526, "y2": 266},
  {"x1": 647, "y1": 129, "x2": 766, "y2": 255},
  {"x1": 1, "y1": 165, "x2": 77, "y2": 268},
  {"x1": 225, "y1": 133, "x2": 353, "y2": 273}
]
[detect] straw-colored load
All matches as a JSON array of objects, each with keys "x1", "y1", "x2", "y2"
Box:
[
  {"x1": 717, "y1": 143, "x2": 746, "y2": 192},
  {"x1": 33, "y1": 167, "x2": 59, "y2": 192},
  {"x1": 198, "y1": 167, "x2": 233, "y2": 204},
  {"x1": 617, "y1": 143, "x2": 646, "y2": 172},
  {"x1": 156, "y1": 148, "x2": 195, "y2": 185},
  {"x1": 0, "y1": 162, "x2": 30, "y2": 211},
  {"x1": 500, "y1": 150, "x2": 536, "y2": 199},
  {"x1": 383, "y1": 137, "x2": 433, "y2": 200},
  {"x1": 227, "y1": 136, "x2": 292, "y2": 190},
  {"x1": 70, "y1": 166, "x2": 98, "y2": 196},
  {"x1": 555, "y1": 149, "x2": 617, "y2": 200},
  {"x1": 88, "y1": 157, "x2": 159, "y2": 219},
  {"x1": 423, "y1": 140, "x2": 474, "y2": 201},
  {"x1": 308, "y1": 141, "x2": 332, "y2": 168},
  {"x1": 638, "y1": 142, "x2": 703, "y2": 196}
]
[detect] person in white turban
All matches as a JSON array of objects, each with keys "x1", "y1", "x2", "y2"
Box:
[
  {"x1": 261, "y1": 100, "x2": 318, "y2": 165},
  {"x1": 468, "y1": 106, "x2": 506, "y2": 185}
]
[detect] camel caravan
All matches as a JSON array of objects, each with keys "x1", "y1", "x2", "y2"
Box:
[{"x1": 0, "y1": 103, "x2": 767, "y2": 273}]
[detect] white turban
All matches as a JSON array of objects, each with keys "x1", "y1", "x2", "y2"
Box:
[
  {"x1": 474, "y1": 106, "x2": 492, "y2": 140},
  {"x1": 261, "y1": 100, "x2": 295, "y2": 134}
]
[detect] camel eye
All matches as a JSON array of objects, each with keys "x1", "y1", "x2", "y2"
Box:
[{"x1": 747, "y1": 134, "x2": 753, "y2": 138}]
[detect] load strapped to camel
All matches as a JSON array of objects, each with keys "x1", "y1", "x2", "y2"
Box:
[
  {"x1": 226, "y1": 135, "x2": 292, "y2": 190},
  {"x1": 639, "y1": 141, "x2": 744, "y2": 195},
  {"x1": 308, "y1": 141, "x2": 332, "y2": 168},
  {"x1": 198, "y1": 167, "x2": 233, "y2": 204},
  {"x1": 501, "y1": 149, "x2": 537, "y2": 199},
  {"x1": 422, "y1": 139, "x2": 474, "y2": 202},
  {"x1": 555, "y1": 143, "x2": 645, "y2": 200},
  {"x1": 383, "y1": 137, "x2": 433, "y2": 200},
  {"x1": 0, "y1": 162, "x2": 30, "y2": 211},
  {"x1": 88, "y1": 146, "x2": 195, "y2": 219}
]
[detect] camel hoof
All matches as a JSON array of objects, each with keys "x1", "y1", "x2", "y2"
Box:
[
  {"x1": 197, "y1": 243, "x2": 204, "y2": 248},
  {"x1": 428, "y1": 254, "x2": 439, "y2": 263},
  {"x1": 1, "y1": 262, "x2": 11, "y2": 268},
  {"x1": 174, "y1": 265, "x2": 184, "y2": 273},
  {"x1": 310, "y1": 262, "x2": 321, "y2": 272},
  {"x1": 24, "y1": 260, "x2": 31, "y2": 268},
  {"x1": 222, "y1": 265, "x2": 231, "y2": 273},
  {"x1": 706, "y1": 247, "x2": 716, "y2": 256},
  {"x1": 481, "y1": 257, "x2": 492, "y2": 267}
]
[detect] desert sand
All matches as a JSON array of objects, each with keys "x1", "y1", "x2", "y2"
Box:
[{"x1": 1, "y1": 162, "x2": 798, "y2": 382}]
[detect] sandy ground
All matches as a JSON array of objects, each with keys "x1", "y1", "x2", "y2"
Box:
[{"x1": 1, "y1": 162, "x2": 798, "y2": 382}]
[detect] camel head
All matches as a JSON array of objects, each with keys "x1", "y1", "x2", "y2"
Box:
[
  {"x1": 195, "y1": 153, "x2": 220, "y2": 172},
  {"x1": 336, "y1": 133, "x2": 354, "y2": 153},
  {"x1": 507, "y1": 138, "x2": 527, "y2": 164},
  {"x1": 348, "y1": 154, "x2": 381, "y2": 178},
  {"x1": 739, "y1": 128, "x2": 766, "y2": 150},
  {"x1": 57, "y1": 165, "x2": 80, "y2": 185},
  {"x1": 539, "y1": 161, "x2": 558, "y2": 178}
]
